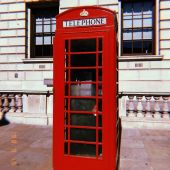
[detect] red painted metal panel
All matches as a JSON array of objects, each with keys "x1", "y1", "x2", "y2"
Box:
[{"x1": 53, "y1": 6, "x2": 118, "y2": 170}]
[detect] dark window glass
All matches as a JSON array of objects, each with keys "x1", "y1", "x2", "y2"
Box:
[
  {"x1": 30, "y1": 5, "x2": 58, "y2": 58},
  {"x1": 122, "y1": 0, "x2": 154, "y2": 55}
]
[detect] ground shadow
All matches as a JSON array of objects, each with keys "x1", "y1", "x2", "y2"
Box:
[{"x1": 0, "y1": 112, "x2": 10, "y2": 126}]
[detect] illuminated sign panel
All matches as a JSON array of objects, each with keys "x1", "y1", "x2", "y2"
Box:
[{"x1": 63, "y1": 17, "x2": 107, "y2": 27}]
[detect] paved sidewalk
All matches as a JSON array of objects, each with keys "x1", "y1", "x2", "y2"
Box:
[
  {"x1": 0, "y1": 123, "x2": 170, "y2": 170},
  {"x1": 120, "y1": 128, "x2": 170, "y2": 170}
]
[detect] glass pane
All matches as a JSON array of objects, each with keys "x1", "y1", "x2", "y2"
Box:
[
  {"x1": 44, "y1": 36, "x2": 51, "y2": 44},
  {"x1": 44, "y1": 25, "x2": 51, "y2": 32},
  {"x1": 98, "y1": 115, "x2": 102, "y2": 127},
  {"x1": 133, "y1": 40, "x2": 142, "y2": 53},
  {"x1": 64, "y1": 142, "x2": 68, "y2": 154},
  {"x1": 98, "y1": 53, "x2": 102, "y2": 66},
  {"x1": 70, "y1": 84, "x2": 96, "y2": 96},
  {"x1": 43, "y1": 45, "x2": 52, "y2": 56},
  {"x1": 123, "y1": 30, "x2": 132, "y2": 40},
  {"x1": 98, "y1": 83, "x2": 102, "y2": 96},
  {"x1": 143, "y1": 29, "x2": 152, "y2": 39},
  {"x1": 143, "y1": 2, "x2": 153, "y2": 15},
  {"x1": 35, "y1": 45, "x2": 43, "y2": 56},
  {"x1": 71, "y1": 114, "x2": 96, "y2": 127},
  {"x1": 123, "y1": 20, "x2": 132, "y2": 28},
  {"x1": 70, "y1": 99, "x2": 96, "y2": 111},
  {"x1": 44, "y1": 18, "x2": 50, "y2": 24},
  {"x1": 98, "y1": 99, "x2": 102, "y2": 112},
  {"x1": 52, "y1": 24, "x2": 56, "y2": 32},
  {"x1": 71, "y1": 69, "x2": 96, "y2": 81},
  {"x1": 143, "y1": 18, "x2": 152, "y2": 27},
  {"x1": 98, "y1": 145, "x2": 102, "y2": 157},
  {"x1": 99, "y1": 130, "x2": 102, "y2": 142},
  {"x1": 123, "y1": 41, "x2": 132, "y2": 54},
  {"x1": 133, "y1": 19, "x2": 142, "y2": 28},
  {"x1": 143, "y1": 41, "x2": 152, "y2": 54},
  {"x1": 36, "y1": 25, "x2": 42, "y2": 33},
  {"x1": 70, "y1": 129, "x2": 96, "y2": 142},
  {"x1": 70, "y1": 54, "x2": 96, "y2": 67},
  {"x1": 71, "y1": 39, "x2": 96, "y2": 52},
  {"x1": 123, "y1": 3, "x2": 132, "y2": 15},
  {"x1": 36, "y1": 37, "x2": 43, "y2": 45},
  {"x1": 133, "y1": 2, "x2": 142, "y2": 15},
  {"x1": 70, "y1": 143, "x2": 96, "y2": 157},
  {"x1": 133, "y1": 30, "x2": 142, "y2": 40},
  {"x1": 99, "y1": 38, "x2": 102, "y2": 51}
]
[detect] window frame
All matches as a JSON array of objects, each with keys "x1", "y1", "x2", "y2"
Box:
[
  {"x1": 121, "y1": 0, "x2": 155, "y2": 56},
  {"x1": 27, "y1": 2, "x2": 59, "y2": 59}
]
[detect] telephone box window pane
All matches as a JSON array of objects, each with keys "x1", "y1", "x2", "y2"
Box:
[
  {"x1": 99, "y1": 130, "x2": 102, "y2": 142},
  {"x1": 98, "y1": 53, "x2": 102, "y2": 66},
  {"x1": 70, "y1": 54, "x2": 96, "y2": 67},
  {"x1": 70, "y1": 114, "x2": 96, "y2": 127},
  {"x1": 64, "y1": 142, "x2": 68, "y2": 154},
  {"x1": 70, "y1": 129, "x2": 96, "y2": 142},
  {"x1": 71, "y1": 69, "x2": 96, "y2": 81},
  {"x1": 70, "y1": 39, "x2": 96, "y2": 52},
  {"x1": 99, "y1": 38, "x2": 102, "y2": 51},
  {"x1": 64, "y1": 127, "x2": 68, "y2": 140},
  {"x1": 98, "y1": 99, "x2": 102, "y2": 112},
  {"x1": 70, "y1": 143, "x2": 96, "y2": 157},
  {"x1": 64, "y1": 112, "x2": 68, "y2": 125},
  {"x1": 98, "y1": 145, "x2": 102, "y2": 157},
  {"x1": 64, "y1": 99, "x2": 69, "y2": 110},
  {"x1": 98, "y1": 115, "x2": 102, "y2": 127},
  {"x1": 71, "y1": 84, "x2": 96, "y2": 96},
  {"x1": 71, "y1": 99, "x2": 96, "y2": 111},
  {"x1": 65, "y1": 40, "x2": 69, "y2": 52}
]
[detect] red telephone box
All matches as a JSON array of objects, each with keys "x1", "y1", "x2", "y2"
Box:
[{"x1": 53, "y1": 6, "x2": 120, "y2": 170}]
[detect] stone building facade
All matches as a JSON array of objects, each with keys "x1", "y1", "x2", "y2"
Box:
[{"x1": 0, "y1": 0, "x2": 170, "y2": 126}]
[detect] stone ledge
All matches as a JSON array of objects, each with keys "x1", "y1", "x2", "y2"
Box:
[
  {"x1": 121, "y1": 116, "x2": 170, "y2": 129},
  {"x1": 5, "y1": 112, "x2": 52, "y2": 126}
]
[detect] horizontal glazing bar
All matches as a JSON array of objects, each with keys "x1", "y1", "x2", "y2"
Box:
[
  {"x1": 65, "y1": 140, "x2": 102, "y2": 145},
  {"x1": 65, "y1": 125, "x2": 102, "y2": 130}
]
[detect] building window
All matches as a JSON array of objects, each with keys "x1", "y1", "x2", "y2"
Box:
[
  {"x1": 122, "y1": 0, "x2": 154, "y2": 55},
  {"x1": 28, "y1": 3, "x2": 59, "y2": 58}
]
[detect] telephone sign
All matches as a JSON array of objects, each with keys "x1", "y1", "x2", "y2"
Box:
[{"x1": 53, "y1": 6, "x2": 120, "y2": 170}]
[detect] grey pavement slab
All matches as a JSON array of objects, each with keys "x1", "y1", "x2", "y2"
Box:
[{"x1": 0, "y1": 123, "x2": 170, "y2": 170}]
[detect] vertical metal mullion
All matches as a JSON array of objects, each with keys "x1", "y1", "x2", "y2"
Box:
[
  {"x1": 96, "y1": 38, "x2": 99, "y2": 158},
  {"x1": 68, "y1": 39, "x2": 71, "y2": 155}
]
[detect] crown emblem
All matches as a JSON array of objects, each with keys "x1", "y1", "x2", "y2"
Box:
[{"x1": 80, "y1": 9, "x2": 89, "y2": 17}]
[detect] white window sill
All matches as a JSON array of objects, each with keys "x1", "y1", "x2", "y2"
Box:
[
  {"x1": 118, "y1": 55, "x2": 163, "y2": 61},
  {"x1": 23, "y1": 58, "x2": 53, "y2": 63}
]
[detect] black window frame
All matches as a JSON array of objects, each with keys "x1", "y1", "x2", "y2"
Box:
[
  {"x1": 121, "y1": 0, "x2": 155, "y2": 56},
  {"x1": 27, "y1": 2, "x2": 59, "y2": 58}
]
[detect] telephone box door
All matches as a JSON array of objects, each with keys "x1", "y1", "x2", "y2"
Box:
[{"x1": 54, "y1": 6, "x2": 117, "y2": 170}]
